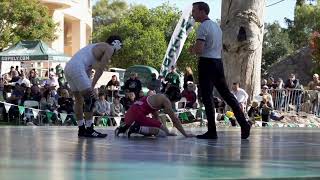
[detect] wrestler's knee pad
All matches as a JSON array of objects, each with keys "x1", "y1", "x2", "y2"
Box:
[{"x1": 83, "y1": 95, "x2": 95, "y2": 112}]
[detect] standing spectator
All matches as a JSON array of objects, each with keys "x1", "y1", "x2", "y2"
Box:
[
  {"x1": 189, "y1": 2, "x2": 250, "y2": 139},
  {"x1": 284, "y1": 73, "x2": 302, "y2": 112},
  {"x1": 165, "y1": 66, "x2": 180, "y2": 88},
  {"x1": 106, "y1": 75, "x2": 120, "y2": 99},
  {"x1": 261, "y1": 79, "x2": 267, "y2": 89},
  {"x1": 183, "y1": 66, "x2": 194, "y2": 89},
  {"x1": 267, "y1": 77, "x2": 277, "y2": 89},
  {"x1": 308, "y1": 73, "x2": 320, "y2": 90},
  {"x1": 147, "y1": 73, "x2": 161, "y2": 93},
  {"x1": 275, "y1": 78, "x2": 284, "y2": 89},
  {"x1": 124, "y1": 73, "x2": 142, "y2": 97},
  {"x1": 231, "y1": 82, "x2": 249, "y2": 112}
]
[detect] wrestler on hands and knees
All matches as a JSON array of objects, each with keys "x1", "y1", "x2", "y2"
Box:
[{"x1": 115, "y1": 86, "x2": 195, "y2": 138}]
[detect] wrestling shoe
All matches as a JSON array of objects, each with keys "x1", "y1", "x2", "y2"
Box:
[
  {"x1": 196, "y1": 131, "x2": 218, "y2": 139},
  {"x1": 127, "y1": 122, "x2": 140, "y2": 138},
  {"x1": 78, "y1": 125, "x2": 86, "y2": 137},
  {"x1": 115, "y1": 124, "x2": 129, "y2": 136},
  {"x1": 84, "y1": 124, "x2": 108, "y2": 138}
]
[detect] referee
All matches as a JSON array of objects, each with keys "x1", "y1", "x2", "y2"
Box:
[{"x1": 189, "y1": 2, "x2": 251, "y2": 139}]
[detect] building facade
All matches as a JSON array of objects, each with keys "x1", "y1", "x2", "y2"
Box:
[{"x1": 40, "y1": 0, "x2": 93, "y2": 56}]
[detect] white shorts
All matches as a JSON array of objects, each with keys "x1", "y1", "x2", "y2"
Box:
[{"x1": 64, "y1": 63, "x2": 91, "y2": 92}]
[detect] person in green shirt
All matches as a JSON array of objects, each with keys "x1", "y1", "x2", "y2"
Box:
[{"x1": 165, "y1": 66, "x2": 180, "y2": 88}]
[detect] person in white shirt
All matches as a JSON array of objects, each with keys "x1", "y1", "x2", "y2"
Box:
[
  {"x1": 16, "y1": 71, "x2": 31, "y2": 88},
  {"x1": 231, "y1": 82, "x2": 249, "y2": 112},
  {"x1": 42, "y1": 71, "x2": 59, "y2": 89}
]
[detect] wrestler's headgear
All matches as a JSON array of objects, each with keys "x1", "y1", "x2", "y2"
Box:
[
  {"x1": 165, "y1": 86, "x2": 182, "y2": 102},
  {"x1": 106, "y1": 35, "x2": 123, "y2": 52}
]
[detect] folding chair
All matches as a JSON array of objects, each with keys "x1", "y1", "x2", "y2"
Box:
[{"x1": 24, "y1": 100, "x2": 40, "y2": 125}]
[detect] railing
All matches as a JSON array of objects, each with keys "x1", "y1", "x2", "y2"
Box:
[{"x1": 266, "y1": 89, "x2": 319, "y2": 115}]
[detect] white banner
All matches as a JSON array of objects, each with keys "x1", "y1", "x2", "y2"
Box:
[
  {"x1": 160, "y1": 5, "x2": 195, "y2": 77},
  {"x1": 32, "y1": 109, "x2": 39, "y2": 118},
  {"x1": 60, "y1": 113, "x2": 68, "y2": 123},
  {"x1": 4, "y1": 103, "x2": 11, "y2": 112}
]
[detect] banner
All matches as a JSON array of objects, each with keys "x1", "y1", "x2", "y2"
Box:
[
  {"x1": 4, "y1": 103, "x2": 11, "y2": 112},
  {"x1": 160, "y1": 5, "x2": 195, "y2": 77},
  {"x1": 60, "y1": 113, "x2": 68, "y2": 123},
  {"x1": 32, "y1": 109, "x2": 39, "y2": 118},
  {"x1": 18, "y1": 106, "x2": 25, "y2": 115}
]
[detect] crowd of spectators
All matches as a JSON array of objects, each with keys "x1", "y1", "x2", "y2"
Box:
[{"x1": 1, "y1": 64, "x2": 320, "y2": 127}]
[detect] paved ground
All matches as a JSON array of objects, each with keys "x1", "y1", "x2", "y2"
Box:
[{"x1": 1, "y1": 126, "x2": 320, "y2": 180}]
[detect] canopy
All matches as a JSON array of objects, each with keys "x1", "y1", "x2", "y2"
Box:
[{"x1": 0, "y1": 40, "x2": 70, "y2": 62}]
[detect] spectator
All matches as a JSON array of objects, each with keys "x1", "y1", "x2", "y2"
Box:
[
  {"x1": 259, "y1": 85, "x2": 274, "y2": 108},
  {"x1": 261, "y1": 79, "x2": 267, "y2": 89},
  {"x1": 111, "y1": 96, "x2": 124, "y2": 117},
  {"x1": 308, "y1": 73, "x2": 320, "y2": 90},
  {"x1": 16, "y1": 71, "x2": 31, "y2": 88},
  {"x1": 9, "y1": 70, "x2": 20, "y2": 83},
  {"x1": 137, "y1": 90, "x2": 144, "y2": 100},
  {"x1": 231, "y1": 82, "x2": 249, "y2": 112},
  {"x1": 106, "y1": 75, "x2": 120, "y2": 99},
  {"x1": 93, "y1": 92, "x2": 111, "y2": 126},
  {"x1": 284, "y1": 73, "x2": 300, "y2": 89},
  {"x1": 28, "y1": 69, "x2": 40, "y2": 86},
  {"x1": 284, "y1": 73, "x2": 303, "y2": 112},
  {"x1": 42, "y1": 71, "x2": 59, "y2": 90},
  {"x1": 124, "y1": 73, "x2": 142, "y2": 97},
  {"x1": 183, "y1": 66, "x2": 194, "y2": 89},
  {"x1": 165, "y1": 66, "x2": 180, "y2": 88},
  {"x1": 181, "y1": 83, "x2": 197, "y2": 108},
  {"x1": 260, "y1": 95, "x2": 273, "y2": 126},
  {"x1": 57, "y1": 89, "x2": 74, "y2": 114},
  {"x1": 40, "y1": 89, "x2": 59, "y2": 124},
  {"x1": 147, "y1": 73, "x2": 161, "y2": 93},
  {"x1": 247, "y1": 101, "x2": 260, "y2": 121},
  {"x1": 121, "y1": 91, "x2": 136, "y2": 111},
  {"x1": 275, "y1": 78, "x2": 284, "y2": 89},
  {"x1": 267, "y1": 77, "x2": 277, "y2": 89}
]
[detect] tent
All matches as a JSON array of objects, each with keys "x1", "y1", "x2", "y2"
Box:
[
  {"x1": 0, "y1": 40, "x2": 70, "y2": 62},
  {"x1": 0, "y1": 40, "x2": 70, "y2": 76}
]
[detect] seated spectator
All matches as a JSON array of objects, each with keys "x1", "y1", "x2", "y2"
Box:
[
  {"x1": 28, "y1": 69, "x2": 40, "y2": 86},
  {"x1": 247, "y1": 101, "x2": 260, "y2": 120},
  {"x1": 137, "y1": 90, "x2": 144, "y2": 100},
  {"x1": 111, "y1": 96, "x2": 125, "y2": 117},
  {"x1": 213, "y1": 96, "x2": 226, "y2": 114},
  {"x1": 94, "y1": 93, "x2": 111, "y2": 126},
  {"x1": 22, "y1": 87, "x2": 40, "y2": 104},
  {"x1": 231, "y1": 82, "x2": 249, "y2": 112},
  {"x1": 121, "y1": 91, "x2": 136, "y2": 111},
  {"x1": 111, "y1": 96, "x2": 125, "y2": 126},
  {"x1": 259, "y1": 96, "x2": 273, "y2": 126},
  {"x1": 181, "y1": 83, "x2": 197, "y2": 108},
  {"x1": 106, "y1": 75, "x2": 120, "y2": 98},
  {"x1": 57, "y1": 89, "x2": 74, "y2": 114},
  {"x1": 16, "y1": 71, "x2": 31, "y2": 88},
  {"x1": 42, "y1": 71, "x2": 59, "y2": 90},
  {"x1": 9, "y1": 70, "x2": 20, "y2": 83},
  {"x1": 147, "y1": 73, "x2": 161, "y2": 93},
  {"x1": 40, "y1": 89, "x2": 59, "y2": 124}
]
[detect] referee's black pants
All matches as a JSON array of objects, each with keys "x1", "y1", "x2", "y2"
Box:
[{"x1": 198, "y1": 57, "x2": 248, "y2": 134}]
